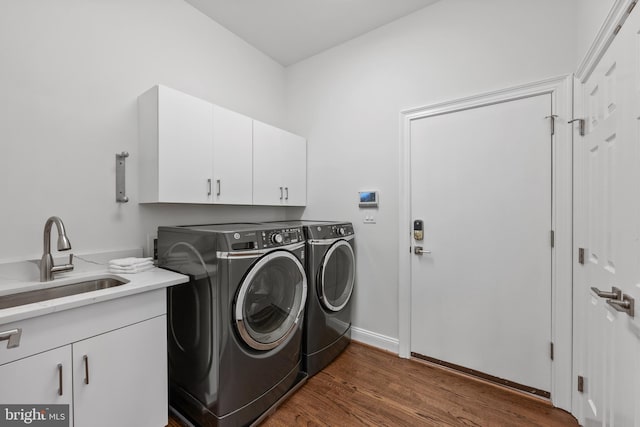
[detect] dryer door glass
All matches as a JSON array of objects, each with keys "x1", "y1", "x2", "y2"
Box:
[
  {"x1": 319, "y1": 240, "x2": 355, "y2": 312},
  {"x1": 235, "y1": 251, "x2": 307, "y2": 351}
]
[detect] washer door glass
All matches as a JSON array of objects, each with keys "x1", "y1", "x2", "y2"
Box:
[
  {"x1": 319, "y1": 240, "x2": 355, "y2": 312},
  {"x1": 235, "y1": 251, "x2": 307, "y2": 351}
]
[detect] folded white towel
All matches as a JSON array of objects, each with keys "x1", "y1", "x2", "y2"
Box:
[
  {"x1": 108, "y1": 262, "x2": 154, "y2": 274},
  {"x1": 109, "y1": 257, "x2": 153, "y2": 268}
]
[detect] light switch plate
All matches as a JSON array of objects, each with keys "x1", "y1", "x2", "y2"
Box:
[{"x1": 363, "y1": 215, "x2": 376, "y2": 224}]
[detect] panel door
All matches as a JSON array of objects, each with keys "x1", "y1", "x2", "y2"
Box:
[
  {"x1": 158, "y1": 86, "x2": 213, "y2": 203},
  {"x1": 212, "y1": 105, "x2": 253, "y2": 205},
  {"x1": 410, "y1": 94, "x2": 553, "y2": 394},
  {"x1": 253, "y1": 120, "x2": 284, "y2": 205},
  {"x1": 0, "y1": 345, "x2": 73, "y2": 425},
  {"x1": 280, "y1": 130, "x2": 307, "y2": 206},
  {"x1": 73, "y1": 316, "x2": 168, "y2": 427},
  {"x1": 575, "y1": 6, "x2": 640, "y2": 426}
]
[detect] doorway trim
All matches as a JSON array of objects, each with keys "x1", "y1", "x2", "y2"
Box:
[{"x1": 397, "y1": 75, "x2": 573, "y2": 411}]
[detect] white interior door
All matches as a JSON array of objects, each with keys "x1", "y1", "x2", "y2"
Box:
[
  {"x1": 574, "y1": 6, "x2": 640, "y2": 426},
  {"x1": 410, "y1": 94, "x2": 552, "y2": 394}
]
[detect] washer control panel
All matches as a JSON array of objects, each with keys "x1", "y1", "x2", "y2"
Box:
[
  {"x1": 261, "y1": 228, "x2": 304, "y2": 248},
  {"x1": 330, "y1": 223, "x2": 354, "y2": 238}
]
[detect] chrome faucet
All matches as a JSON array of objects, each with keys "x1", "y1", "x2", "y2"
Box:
[{"x1": 40, "y1": 216, "x2": 74, "y2": 282}]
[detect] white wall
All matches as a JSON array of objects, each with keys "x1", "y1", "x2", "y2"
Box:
[
  {"x1": 575, "y1": 0, "x2": 617, "y2": 67},
  {"x1": 285, "y1": 0, "x2": 579, "y2": 341},
  {"x1": 0, "y1": 0, "x2": 290, "y2": 262}
]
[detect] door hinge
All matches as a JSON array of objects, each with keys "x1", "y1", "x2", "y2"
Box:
[
  {"x1": 578, "y1": 375, "x2": 585, "y2": 393},
  {"x1": 568, "y1": 118, "x2": 585, "y2": 136},
  {"x1": 578, "y1": 247, "x2": 585, "y2": 265},
  {"x1": 550, "y1": 342, "x2": 554, "y2": 360},
  {"x1": 545, "y1": 115, "x2": 558, "y2": 136},
  {"x1": 550, "y1": 230, "x2": 555, "y2": 248}
]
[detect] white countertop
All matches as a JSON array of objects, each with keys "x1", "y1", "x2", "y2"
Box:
[{"x1": 0, "y1": 267, "x2": 189, "y2": 325}]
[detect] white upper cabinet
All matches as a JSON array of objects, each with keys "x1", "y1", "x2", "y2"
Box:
[
  {"x1": 139, "y1": 85, "x2": 214, "y2": 203},
  {"x1": 138, "y1": 85, "x2": 306, "y2": 206},
  {"x1": 253, "y1": 120, "x2": 307, "y2": 206},
  {"x1": 212, "y1": 105, "x2": 253, "y2": 205}
]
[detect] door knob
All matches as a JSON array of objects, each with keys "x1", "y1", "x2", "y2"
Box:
[
  {"x1": 414, "y1": 246, "x2": 431, "y2": 255},
  {"x1": 590, "y1": 286, "x2": 622, "y2": 300}
]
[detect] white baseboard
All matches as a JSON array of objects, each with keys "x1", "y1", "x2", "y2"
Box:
[{"x1": 351, "y1": 326, "x2": 399, "y2": 354}]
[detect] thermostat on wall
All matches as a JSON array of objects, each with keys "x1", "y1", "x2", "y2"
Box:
[{"x1": 359, "y1": 191, "x2": 379, "y2": 207}]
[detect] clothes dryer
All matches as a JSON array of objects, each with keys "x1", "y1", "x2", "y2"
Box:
[
  {"x1": 266, "y1": 221, "x2": 355, "y2": 377},
  {"x1": 157, "y1": 223, "x2": 307, "y2": 426}
]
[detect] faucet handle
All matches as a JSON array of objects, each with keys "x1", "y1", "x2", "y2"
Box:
[{"x1": 51, "y1": 253, "x2": 74, "y2": 275}]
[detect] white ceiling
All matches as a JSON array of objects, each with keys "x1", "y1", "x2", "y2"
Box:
[{"x1": 184, "y1": 0, "x2": 441, "y2": 66}]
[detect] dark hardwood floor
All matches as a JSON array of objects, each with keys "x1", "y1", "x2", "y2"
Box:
[{"x1": 169, "y1": 342, "x2": 578, "y2": 426}]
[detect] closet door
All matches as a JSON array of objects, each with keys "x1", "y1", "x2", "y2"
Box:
[{"x1": 574, "y1": 6, "x2": 640, "y2": 426}]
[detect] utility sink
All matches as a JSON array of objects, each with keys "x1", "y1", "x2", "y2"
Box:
[{"x1": 0, "y1": 276, "x2": 130, "y2": 309}]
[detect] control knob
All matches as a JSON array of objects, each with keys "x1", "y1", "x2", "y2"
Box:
[
  {"x1": 271, "y1": 233, "x2": 284, "y2": 244},
  {"x1": 336, "y1": 227, "x2": 346, "y2": 236}
]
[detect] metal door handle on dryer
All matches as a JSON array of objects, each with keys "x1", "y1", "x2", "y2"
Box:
[{"x1": 414, "y1": 246, "x2": 431, "y2": 255}]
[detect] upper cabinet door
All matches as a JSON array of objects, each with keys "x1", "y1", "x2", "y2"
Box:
[
  {"x1": 253, "y1": 120, "x2": 307, "y2": 206},
  {"x1": 280, "y1": 130, "x2": 306, "y2": 206},
  {"x1": 139, "y1": 85, "x2": 213, "y2": 203},
  {"x1": 212, "y1": 106, "x2": 253, "y2": 205},
  {"x1": 253, "y1": 120, "x2": 286, "y2": 205}
]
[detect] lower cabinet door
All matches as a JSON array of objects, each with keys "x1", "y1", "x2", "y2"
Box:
[
  {"x1": 0, "y1": 345, "x2": 73, "y2": 426},
  {"x1": 72, "y1": 316, "x2": 167, "y2": 427}
]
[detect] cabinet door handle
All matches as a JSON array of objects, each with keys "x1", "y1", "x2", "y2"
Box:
[
  {"x1": 0, "y1": 328, "x2": 21, "y2": 349},
  {"x1": 83, "y1": 355, "x2": 89, "y2": 385},
  {"x1": 280, "y1": 187, "x2": 283, "y2": 200},
  {"x1": 57, "y1": 363, "x2": 63, "y2": 396},
  {"x1": 285, "y1": 187, "x2": 289, "y2": 200},
  {"x1": 216, "y1": 179, "x2": 221, "y2": 196},
  {"x1": 207, "y1": 179, "x2": 212, "y2": 196}
]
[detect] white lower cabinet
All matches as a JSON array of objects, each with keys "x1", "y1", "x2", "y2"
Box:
[
  {"x1": 0, "y1": 317, "x2": 166, "y2": 427},
  {"x1": 0, "y1": 346, "x2": 73, "y2": 423},
  {"x1": 0, "y1": 290, "x2": 168, "y2": 427},
  {"x1": 73, "y1": 316, "x2": 167, "y2": 427}
]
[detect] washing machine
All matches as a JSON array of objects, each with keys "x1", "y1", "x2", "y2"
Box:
[
  {"x1": 157, "y1": 223, "x2": 308, "y2": 427},
  {"x1": 265, "y1": 221, "x2": 355, "y2": 377}
]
